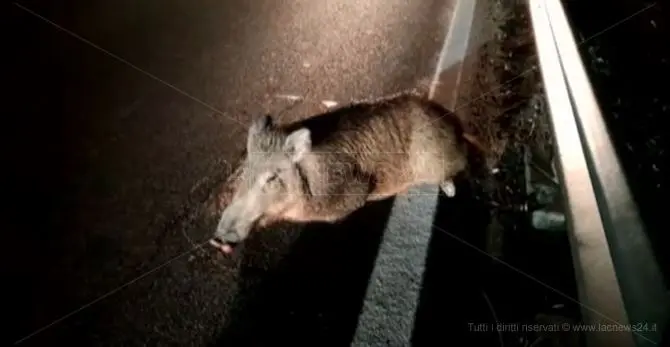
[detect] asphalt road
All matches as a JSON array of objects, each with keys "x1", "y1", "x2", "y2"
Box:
[{"x1": 6, "y1": 0, "x2": 504, "y2": 346}]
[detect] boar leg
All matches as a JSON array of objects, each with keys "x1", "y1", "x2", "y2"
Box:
[{"x1": 440, "y1": 179, "x2": 457, "y2": 197}]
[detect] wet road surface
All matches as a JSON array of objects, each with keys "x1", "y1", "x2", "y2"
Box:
[{"x1": 6, "y1": 0, "x2": 507, "y2": 345}]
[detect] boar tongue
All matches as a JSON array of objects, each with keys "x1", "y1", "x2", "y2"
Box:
[{"x1": 209, "y1": 238, "x2": 237, "y2": 254}]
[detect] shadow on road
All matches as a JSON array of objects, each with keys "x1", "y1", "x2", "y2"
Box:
[{"x1": 212, "y1": 198, "x2": 395, "y2": 346}]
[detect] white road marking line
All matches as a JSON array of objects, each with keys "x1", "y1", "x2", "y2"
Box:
[
  {"x1": 428, "y1": 0, "x2": 477, "y2": 100},
  {"x1": 351, "y1": 185, "x2": 439, "y2": 347}
]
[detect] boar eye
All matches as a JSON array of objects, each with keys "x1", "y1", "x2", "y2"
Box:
[{"x1": 265, "y1": 172, "x2": 279, "y2": 183}]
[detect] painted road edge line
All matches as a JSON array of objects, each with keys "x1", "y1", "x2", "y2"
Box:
[{"x1": 429, "y1": 0, "x2": 477, "y2": 107}]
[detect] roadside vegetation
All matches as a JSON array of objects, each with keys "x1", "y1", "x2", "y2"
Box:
[{"x1": 455, "y1": 1, "x2": 582, "y2": 346}]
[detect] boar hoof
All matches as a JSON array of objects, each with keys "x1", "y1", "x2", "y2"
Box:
[{"x1": 440, "y1": 180, "x2": 456, "y2": 198}]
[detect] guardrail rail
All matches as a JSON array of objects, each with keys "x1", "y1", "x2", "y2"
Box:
[{"x1": 527, "y1": 0, "x2": 668, "y2": 346}]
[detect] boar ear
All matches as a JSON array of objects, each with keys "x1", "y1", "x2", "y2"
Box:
[
  {"x1": 248, "y1": 114, "x2": 273, "y2": 137},
  {"x1": 247, "y1": 115, "x2": 273, "y2": 150},
  {"x1": 283, "y1": 128, "x2": 311, "y2": 162}
]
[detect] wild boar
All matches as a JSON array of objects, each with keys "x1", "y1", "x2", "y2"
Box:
[{"x1": 210, "y1": 92, "x2": 483, "y2": 253}]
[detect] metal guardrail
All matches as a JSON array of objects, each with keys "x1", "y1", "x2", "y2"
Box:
[{"x1": 528, "y1": 0, "x2": 668, "y2": 346}]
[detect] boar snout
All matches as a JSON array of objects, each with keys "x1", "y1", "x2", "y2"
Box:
[
  {"x1": 211, "y1": 201, "x2": 257, "y2": 252},
  {"x1": 214, "y1": 215, "x2": 248, "y2": 242},
  {"x1": 213, "y1": 225, "x2": 242, "y2": 244},
  {"x1": 211, "y1": 219, "x2": 245, "y2": 253}
]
